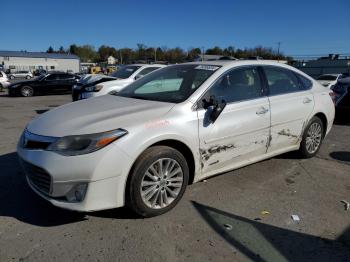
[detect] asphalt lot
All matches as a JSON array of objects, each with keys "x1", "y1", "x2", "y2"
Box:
[{"x1": 0, "y1": 90, "x2": 350, "y2": 262}]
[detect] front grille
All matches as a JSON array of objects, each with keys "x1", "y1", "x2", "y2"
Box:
[{"x1": 23, "y1": 161, "x2": 52, "y2": 195}]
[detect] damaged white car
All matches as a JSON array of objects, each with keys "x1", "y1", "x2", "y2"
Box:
[{"x1": 17, "y1": 61, "x2": 335, "y2": 217}]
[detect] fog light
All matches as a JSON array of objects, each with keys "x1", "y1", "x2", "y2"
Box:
[{"x1": 66, "y1": 183, "x2": 88, "y2": 202}]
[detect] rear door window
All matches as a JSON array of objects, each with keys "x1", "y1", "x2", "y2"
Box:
[{"x1": 263, "y1": 67, "x2": 300, "y2": 96}]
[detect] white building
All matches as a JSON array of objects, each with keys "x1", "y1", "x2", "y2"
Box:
[
  {"x1": 107, "y1": 56, "x2": 116, "y2": 65},
  {"x1": 0, "y1": 51, "x2": 80, "y2": 73}
]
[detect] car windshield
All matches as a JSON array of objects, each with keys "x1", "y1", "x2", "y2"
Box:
[
  {"x1": 317, "y1": 75, "x2": 337, "y2": 81},
  {"x1": 110, "y1": 65, "x2": 141, "y2": 79},
  {"x1": 115, "y1": 64, "x2": 220, "y2": 103},
  {"x1": 37, "y1": 74, "x2": 47, "y2": 80}
]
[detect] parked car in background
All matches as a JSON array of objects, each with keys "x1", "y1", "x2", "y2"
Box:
[
  {"x1": 72, "y1": 74, "x2": 117, "y2": 101},
  {"x1": 75, "y1": 64, "x2": 166, "y2": 100},
  {"x1": 8, "y1": 72, "x2": 80, "y2": 97},
  {"x1": 8, "y1": 71, "x2": 33, "y2": 80},
  {"x1": 17, "y1": 61, "x2": 334, "y2": 217},
  {"x1": 0, "y1": 71, "x2": 11, "y2": 90},
  {"x1": 316, "y1": 74, "x2": 343, "y2": 89},
  {"x1": 331, "y1": 77, "x2": 350, "y2": 115}
]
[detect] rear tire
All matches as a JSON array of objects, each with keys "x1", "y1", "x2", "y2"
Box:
[
  {"x1": 299, "y1": 116, "x2": 324, "y2": 158},
  {"x1": 126, "y1": 146, "x2": 189, "y2": 217},
  {"x1": 20, "y1": 86, "x2": 34, "y2": 97}
]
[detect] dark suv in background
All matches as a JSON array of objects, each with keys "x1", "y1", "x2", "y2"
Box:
[{"x1": 331, "y1": 77, "x2": 350, "y2": 115}]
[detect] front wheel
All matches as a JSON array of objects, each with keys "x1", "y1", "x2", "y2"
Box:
[
  {"x1": 26, "y1": 75, "x2": 31, "y2": 79},
  {"x1": 20, "y1": 86, "x2": 34, "y2": 97},
  {"x1": 299, "y1": 116, "x2": 324, "y2": 158},
  {"x1": 127, "y1": 146, "x2": 189, "y2": 217},
  {"x1": 9, "y1": 75, "x2": 14, "y2": 80}
]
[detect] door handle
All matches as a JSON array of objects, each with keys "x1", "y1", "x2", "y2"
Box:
[
  {"x1": 256, "y1": 107, "x2": 269, "y2": 115},
  {"x1": 303, "y1": 97, "x2": 312, "y2": 104}
]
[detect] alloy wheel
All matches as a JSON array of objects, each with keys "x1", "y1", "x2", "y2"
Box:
[
  {"x1": 140, "y1": 158, "x2": 184, "y2": 209},
  {"x1": 21, "y1": 86, "x2": 33, "y2": 97},
  {"x1": 305, "y1": 122, "x2": 322, "y2": 154}
]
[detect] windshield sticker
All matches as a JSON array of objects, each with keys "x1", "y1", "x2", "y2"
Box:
[
  {"x1": 195, "y1": 65, "x2": 220, "y2": 71},
  {"x1": 126, "y1": 68, "x2": 134, "y2": 72}
]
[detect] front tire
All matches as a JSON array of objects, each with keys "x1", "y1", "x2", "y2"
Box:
[
  {"x1": 9, "y1": 75, "x2": 14, "y2": 80},
  {"x1": 26, "y1": 75, "x2": 31, "y2": 79},
  {"x1": 20, "y1": 86, "x2": 34, "y2": 97},
  {"x1": 299, "y1": 116, "x2": 324, "y2": 158},
  {"x1": 127, "y1": 146, "x2": 189, "y2": 217}
]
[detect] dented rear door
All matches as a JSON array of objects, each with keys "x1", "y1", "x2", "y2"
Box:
[{"x1": 262, "y1": 66, "x2": 315, "y2": 152}]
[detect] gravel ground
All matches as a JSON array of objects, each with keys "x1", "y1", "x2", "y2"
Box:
[{"x1": 0, "y1": 91, "x2": 349, "y2": 262}]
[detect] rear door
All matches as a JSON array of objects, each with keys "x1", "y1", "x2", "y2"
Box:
[
  {"x1": 56, "y1": 74, "x2": 76, "y2": 92},
  {"x1": 262, "y1": 66, "x2": 314, "y2": 152},
  {"x1": 197, "y1": 66, "x2": 271, "y2": 177}
]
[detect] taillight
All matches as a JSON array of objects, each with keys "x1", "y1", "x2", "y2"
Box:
[{"x1": 329, "y1": 91, "x2": 336, "y2": 104}]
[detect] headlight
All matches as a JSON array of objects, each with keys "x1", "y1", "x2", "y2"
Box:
[
  {"x1": 85, "y1": 84, "x2": 103, "y2": 92},
  {"x1": 47, "y1": 129, "x2": 128, "y2": 156}
]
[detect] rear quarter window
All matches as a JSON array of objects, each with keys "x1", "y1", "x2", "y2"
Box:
[{"x1": 295, "y1": 73, "x2": 313, "y2": 90}]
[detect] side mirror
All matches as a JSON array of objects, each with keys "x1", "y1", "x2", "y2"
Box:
[
  {"x1": 134, "y1": 75, "x2": 142, "y2": 80},
  {"x1": 210, "y1": 99, "x2": 226, "y2": 123},
  {"x1": 202, "y1": 96, "x2": 226, "y2": 123}
]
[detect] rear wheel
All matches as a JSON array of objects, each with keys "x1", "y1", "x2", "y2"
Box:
[
  {"x1": 127, "y1": 146, "x2": 189, "y2": 217},
  {"x1": 20, "y1": 86, "x2": 34, "y2": 97},
  {"x1": 299, "y1": 116, "x2": 324, "y2": 158}
]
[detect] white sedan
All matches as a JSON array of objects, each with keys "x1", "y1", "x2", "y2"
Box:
[
  {"x1": 17, "y1": 60, "x2": 335, "y2": 217},
  {"x1": 0, "y1": 71, "x2": 11, "y2": 89},
  {"x1": 316, "y1": 74, "x2": 343, "y2": 89},
  {"x1": 76, "y1": 64, "x2": 166, "y2": 100}
]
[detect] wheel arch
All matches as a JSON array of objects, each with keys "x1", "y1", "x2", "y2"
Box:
[
  {"x1": 313, "y1": 112, "x2": 328, "y2": 137},
  {"x1": 125, "y1": 139, "x2": 197, "y2": 197}
]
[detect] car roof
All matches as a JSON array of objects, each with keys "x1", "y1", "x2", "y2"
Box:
[{"x1": 126, "y1": 64, "x2": 166, "y2": 67}]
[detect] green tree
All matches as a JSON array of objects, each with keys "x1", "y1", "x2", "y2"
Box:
[
  {"x1": 98, "y1": 45, "x2": 118, "y2": 62},
  {"x1": 46, "y1": 46, "x2": 54, "y2": 53},
  {"x1": 58, "y1": 46, "x2": 66, "y2": 54},
  {"x1": 205, "y1": 46, "x2": 223, "y2": 55}
]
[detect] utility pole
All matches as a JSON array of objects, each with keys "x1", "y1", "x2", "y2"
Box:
[
  {"x1": 277, "y1": 42, "x2": 281, "y2": 61},
  {"x1": 119, "y1": 50, "x2": 123, "y2": 64},
  {"x1": 154, "y1": 47, "x2": 157, "y2": 63}
]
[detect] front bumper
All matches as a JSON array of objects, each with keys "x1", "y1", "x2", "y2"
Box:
[{"x1": 17, "y1": 141, "x2": 134, "y2": 212}]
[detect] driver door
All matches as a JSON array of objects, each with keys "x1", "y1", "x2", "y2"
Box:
[
  {"x1": 197, "y1": 66, "x2": 271, "y2": 177},
  {"x1": 40, "y1": 74, "x2": 59, "y2": 93}
]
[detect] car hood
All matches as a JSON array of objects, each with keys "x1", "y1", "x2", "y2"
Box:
[
  {"x1": 101, "y1": 78, "x2": 131, "y2": 88},
  {"x1": 27, "y1": 95, "x2": 175, "y2": 137},
  {"x1": 9, "y1": 79, "x2": 37, "y2": 86}
]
